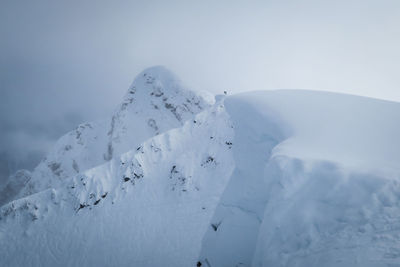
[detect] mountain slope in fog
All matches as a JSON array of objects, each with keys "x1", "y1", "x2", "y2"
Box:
[
  {"x1": 0, "y1": 66, "x2": 211, "y2": 206},
  {"x1": 1, "y1": 67, "x2": 400, "y2": 267}
]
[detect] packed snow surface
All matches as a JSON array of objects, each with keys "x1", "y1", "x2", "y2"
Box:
[{"x1": 1, "y1": 67, "x2": 400, "y2": 267}]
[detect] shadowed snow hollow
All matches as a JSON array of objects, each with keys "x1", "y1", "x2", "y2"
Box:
[{"x1": 1, "y1": 69, "x2": 400, "y2": 267}]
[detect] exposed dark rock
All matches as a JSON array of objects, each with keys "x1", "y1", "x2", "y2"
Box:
[
  {"x1": 77, "y1": 203, "x2": 89, "y2": 212},
  {"x1": 133, "y1": 173, "x2": 143, "y2": 179},
  {"x1": 48, "y1": 162, "x2": 62, "y2": 176},
  {"x1": 201, "y1": 156, "x2": 215, "y2": 167},
  {"x1": 211, "y1": 221, "x2": 221, "y2": 231}
]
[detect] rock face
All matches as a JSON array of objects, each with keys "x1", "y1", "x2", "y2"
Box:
[{"x1": 1, "y1": 66, "x2": 212, "y2": 206}]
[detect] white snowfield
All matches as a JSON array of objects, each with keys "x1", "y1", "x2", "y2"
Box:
[{"x1": 1, "y1": 67, "x2": 400, "y2": 267}]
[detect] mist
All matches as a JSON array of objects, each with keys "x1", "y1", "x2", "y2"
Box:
[{"x1": 1, "y1": 0, "x2": 400, "y2": 185}]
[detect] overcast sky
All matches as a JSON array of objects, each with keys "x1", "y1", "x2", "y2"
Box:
[{"x1": 1, "y1": 0, "x2": 400, "y2": 184}]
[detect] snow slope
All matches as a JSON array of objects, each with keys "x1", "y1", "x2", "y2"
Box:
[
  {"x1": 1, "y1": 68, "x2": 400, "y2": 267},
  {"x1": 0, "y1": 99, "x2": 234, "y2": 266}
]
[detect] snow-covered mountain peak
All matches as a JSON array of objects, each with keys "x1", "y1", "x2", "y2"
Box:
[
  {"x1": 108, "y1": 65, "x2": 211, "y2": 157},
  {"x1": 127, "y1": 65, "x2": 182, "y2": 95},
  {"x1": 0, "y1": 66, "x2": 211, "y2": 206},
  {"x1": 122, "y1": 66, "x2": 180, "y2": 108},
  {"x1": 118, "y1": 65, "x2": 209, "y2": 124},
  {"x1": 2, "y1": 68, "x2": 400, "y2": 267}
]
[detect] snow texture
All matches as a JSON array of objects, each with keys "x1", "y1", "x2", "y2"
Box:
[{"x1": 1, "y1": 67, "x2": 400, "y2": 267}]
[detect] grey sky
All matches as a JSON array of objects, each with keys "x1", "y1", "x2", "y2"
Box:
[{"x1": 1, "y1": 0, "x2": 400, "y2": 184}]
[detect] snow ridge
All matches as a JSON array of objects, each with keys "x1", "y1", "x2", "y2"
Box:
[
  {"x1": 198, "y1": 95, "x2": 288, "y2": 266},
  {"x1": 0, "y1": 95, "x2": 234, "y2": 267}
]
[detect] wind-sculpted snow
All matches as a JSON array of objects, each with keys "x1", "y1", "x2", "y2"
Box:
[
  {"x1": 198, "y1": 96, "x2": 288, "y2": 266},
  {"x1": 1, "y1": 68, "x2": 400, "y2": 267},
  {"x1": 197, "y1": 91, "x2": 400, "y2": 267},
  {"x1": 252, "y1": 156, "x2": 400, "y2": 267}
]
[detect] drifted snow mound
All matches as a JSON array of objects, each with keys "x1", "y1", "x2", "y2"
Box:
[
  {"x1": 199, "y1": 91, "x2": 400, "y2": 267},
  {"x1": 1, "y1": 68, "x2": 400, "y2": 267},
  {"x1": 0, "y1": 66, "x2": 212, "y2": 206}
]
